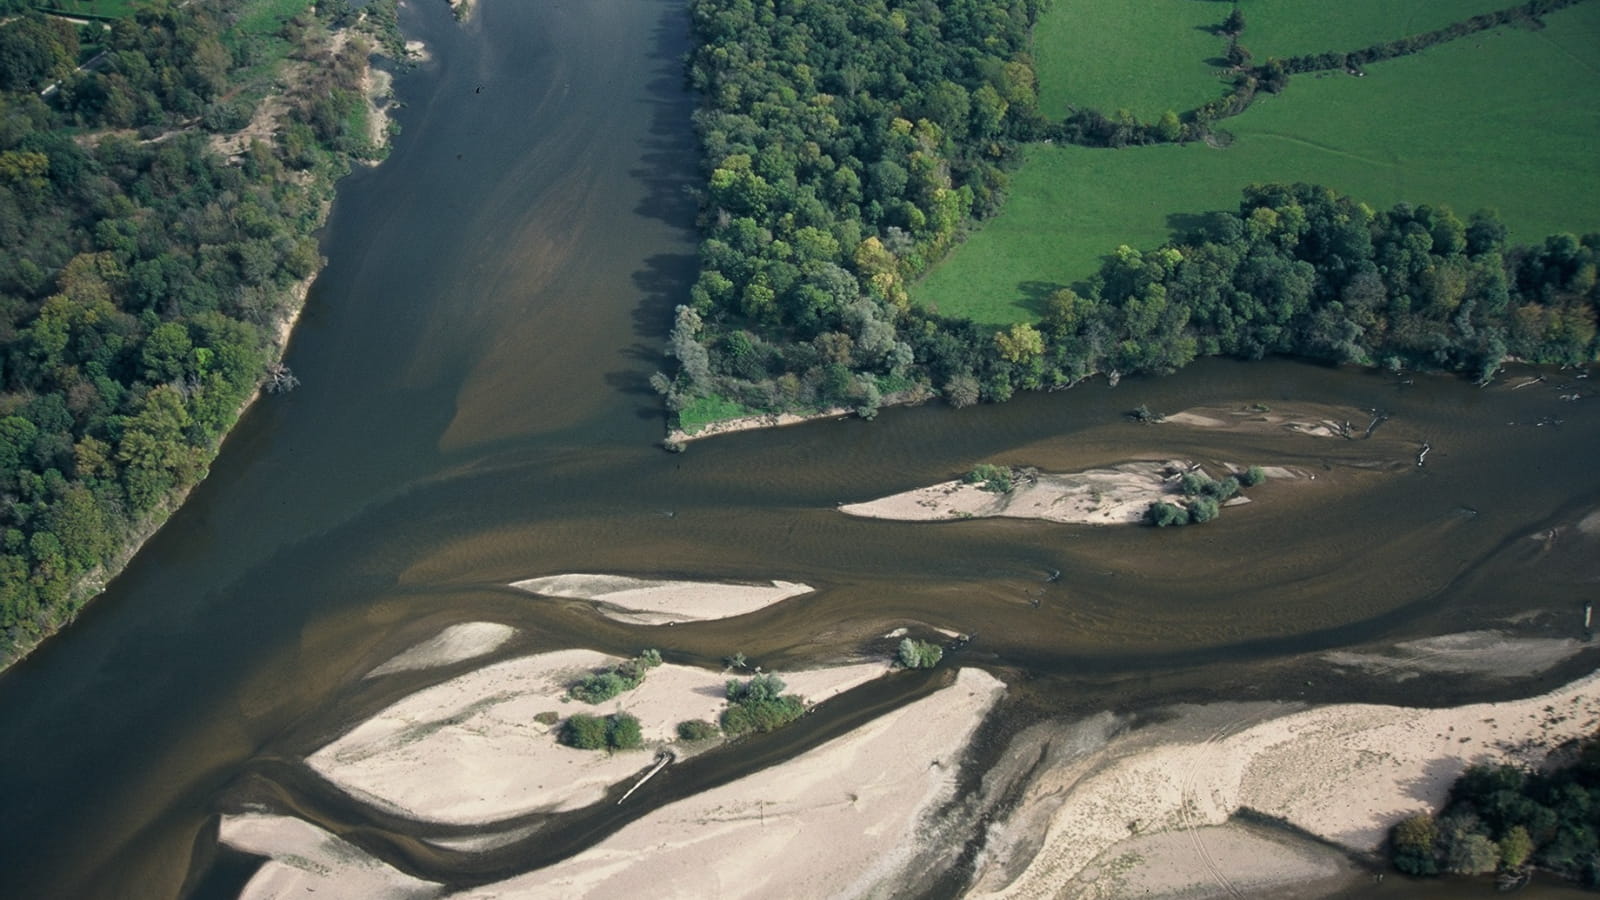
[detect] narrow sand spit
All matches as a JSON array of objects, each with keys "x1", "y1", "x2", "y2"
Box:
[
  {"x1": 451, "y1": 668, "x2": 1006, "y2": 899},
  {"x1": 509, "y1": 574, "x2": 813, "y2": 625},
  {"x1": 972, "y1": 670, "x2": 1600, "y2": 899},
  {"x1": 840, "y1": 461, "x2": 1202, "y2": 525},
  {"x1": 221, "y1": 813, "x2": 442, "y2": 900},
  {"x1": 309, "y1": 649, "x2": 889, "y2": 822},
  {"x1": 366, "y1": 622, "x2": 516, "y2": 677}
]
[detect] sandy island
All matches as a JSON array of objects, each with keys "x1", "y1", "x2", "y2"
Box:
[
  {"x1": 310, "y1": 648, "x2": 889, "y2": 823},
  {"x1": 839, "y1": 460, "x2": 1275, "y2": 526},
  {"x1": 222, "y1": 668, "x2": 1003, "y2": 899},
  {"x1": 970, "y1": 669, "x2": 1600, "y2": 899},
  {"x1": 509, "y1": 574, "x2": 813, "y2": 625}
]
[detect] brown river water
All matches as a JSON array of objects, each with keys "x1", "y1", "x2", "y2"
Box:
[{"x1": 0, "y1": 1, "x2": 1595, "y2": 897}]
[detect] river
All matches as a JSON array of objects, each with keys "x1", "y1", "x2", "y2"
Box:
[{"x1": 0, "y1": 0, "x2": 1595, "y2": 897}]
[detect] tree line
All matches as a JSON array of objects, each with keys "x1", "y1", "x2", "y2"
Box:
[
  {"x1": 659, "y1": 0, "x2": 1596, "y2": 441},
  {"x1": 0, "y1": 0, "x2": 398, "y2": 665}
]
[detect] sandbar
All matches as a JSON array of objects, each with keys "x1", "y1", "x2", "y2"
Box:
[
  {"x1": 840, "y1": 460, "x2": 1221, "y2": 526},
  {"x1": 451, "y1": 668, "x2": 1006, "y2": 898},
  {"x1": 309, "y1": 648, "x2": 889, "y2": 823},
  {"x1": 509, "y1": 574, "x2": 813, "y2": 625},
  {"x1": 221, "y1": 813, "x2": 442, "y2": 900},
  {"x1": 971, "y1": 669, "x2": 1600, "y2": 898}
]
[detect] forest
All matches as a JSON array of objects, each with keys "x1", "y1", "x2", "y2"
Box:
[
  {"x1": 0, "y1": 0, "x2": 395, "y2": 663},
  {"x1": 656, "y1": 0, "x2": 1600, "y2": 435}
]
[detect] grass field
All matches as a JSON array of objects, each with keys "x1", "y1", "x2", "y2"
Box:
[
  {"x1": 1032, "y1": 0, "x2": 1231, "y2": 121},
  {"x1": 917, "y1": 3, "x2": 1600, "y2": 325},
  {"x1": 1245, "y1": 0, "x2": 1521, "y2": 59}
]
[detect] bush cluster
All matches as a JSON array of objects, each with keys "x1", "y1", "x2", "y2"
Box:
[
  {"x1": 560, "y1": 712, "x2": 643, "y2": 751},
  {"x1": 721, "y1": 673, "x2": 806, "y2": 736},
  {"x1": 569, "y1": 649, "x2": 663, "y2": 704},
  {"x1": 897, "y1": 638, "x2": 943, "y2": 669}
]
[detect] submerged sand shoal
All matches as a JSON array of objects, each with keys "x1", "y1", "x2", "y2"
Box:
[
  {"x1": 367, "y1": 622, "x2": 516, "y2": 677},
  {"x1": 972, "y1": 669, "x2": 1600, "y2": 899},
  {"x1": 310, "y1": 648, "x2": 888, "y2": 823},
  {"x1": 509, "y1": 574, "x2": 813, "y2": 625}
]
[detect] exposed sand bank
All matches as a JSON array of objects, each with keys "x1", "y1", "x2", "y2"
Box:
[
  {"x1": 310, "y1": 649, "x2": 889, "y2": 823},
  {"x1": 221, "y1": 813, "x2": 442, "y2": 900},
  {"x1": 840, "y1": 460, "x2": 1262, "y2": 526},
  {"x1": 451, "y1": 668, "x2": 1006, "y2": 898},
  {"x1": 971, "y1": 669, "x2": 1600, "y2": 899},
  {"x1": 366, "y1": 622, "x2": 516, "y2": 677},
  {"x1": 509, "y1": 574, "x2": 813, "y2": 625},
  {"x1": 1069, "y1": 821, "x2": 1361, "y2": 900}
]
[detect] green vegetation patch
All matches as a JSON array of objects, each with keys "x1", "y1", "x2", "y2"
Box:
[
  {"x1": 1244, "y1": 0, "x2": 1515, "y2": 59},
  {"x1": 721, "y1": 673, "x2": 805, "y2": 736},
  {"x1": 1032, "y1": 0, "x2": 1229, "y2": 121},
  {"x1": 560, "y1": 712, "x2": 643, "y2": 751},
  {"x1": 917, "y1": 2, "x2": 1600, "y2": 323},
  {"x1": 896, "y1": 638, "x2": 943, "y2": 669},
  {"x1": 569, "y1": 649, "x2": 662, "y2": 704},
  {"x1": 674, "y1": 394, "x2": 758, "y2": 435}
]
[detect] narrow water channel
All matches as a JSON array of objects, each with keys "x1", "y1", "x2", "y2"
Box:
[{"x1": 0, "y1": 1, "x2": 1594, "y2": 897}]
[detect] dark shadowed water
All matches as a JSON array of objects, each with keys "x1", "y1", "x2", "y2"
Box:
[{"x1": 0, "y1": 1, "x2": 1595, "y2": 897}]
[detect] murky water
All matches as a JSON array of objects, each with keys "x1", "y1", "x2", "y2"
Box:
[{"x1": 0, "y1": 1, "x2": 1595, "y2": 897}]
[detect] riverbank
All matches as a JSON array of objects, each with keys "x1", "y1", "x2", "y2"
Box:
[
  {"x1": 509, "y1": 574, "x2": 813, "y2": 624},
  {"x1": 969, "y1": 668, "x2": 1600, "y2": 898},
  {"x1": 310, "y1": 648, "x2": 891, "y2": 822},
  {"x1": 3, "y1": 15, "x2": 402, "y2": 672}
]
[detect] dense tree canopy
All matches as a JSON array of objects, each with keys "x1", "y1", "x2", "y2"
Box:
[{"x1": 0, "y1": 0, "x2": 396, "y2": 664}]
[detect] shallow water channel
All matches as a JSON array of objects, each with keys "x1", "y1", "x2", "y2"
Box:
[{"x1": 0, "y1": 1, "x2": 1596, "y2": 897}]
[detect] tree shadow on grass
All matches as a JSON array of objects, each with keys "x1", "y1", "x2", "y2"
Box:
[{"x1": 1017, "y1": 280, "x2": 1067, "y2": 318}]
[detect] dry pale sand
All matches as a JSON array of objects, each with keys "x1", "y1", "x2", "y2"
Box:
[
  {"x1": 221, "y1": 813, "x2": 442, "y2": 900},
  {"x1": 1070, "y1": 822, "x2": 1359, "y2": 900},
  {"x1": 508, "y1": 574, "x2": 813, "y2": 625},
  {"x1": 366, "y1": 622, "x2": 516, "y2": 678},
  {"x1": 309, "y1": 649, "x2": 889, "y2": 823},
  {"x1": 840, "y1": 461, "x2": 1211, "y2": 526},
  {"x1": 972, "y1": 670, "x2": 1600, "y2": 899},
  {"x1": 449, "y1": 668, "x2": 1006, "y2": 899}
]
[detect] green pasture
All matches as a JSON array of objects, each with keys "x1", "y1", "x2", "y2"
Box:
[
  {"x1": 1032, "y1": 0, "x2": 1230, "y2": 121},
  {"x1": 1245, "y1": 0, "x2": 1524, "y2": 60},
  {"x1": 918, "y1": 3, "x2": 1600, "y2": 325}
]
